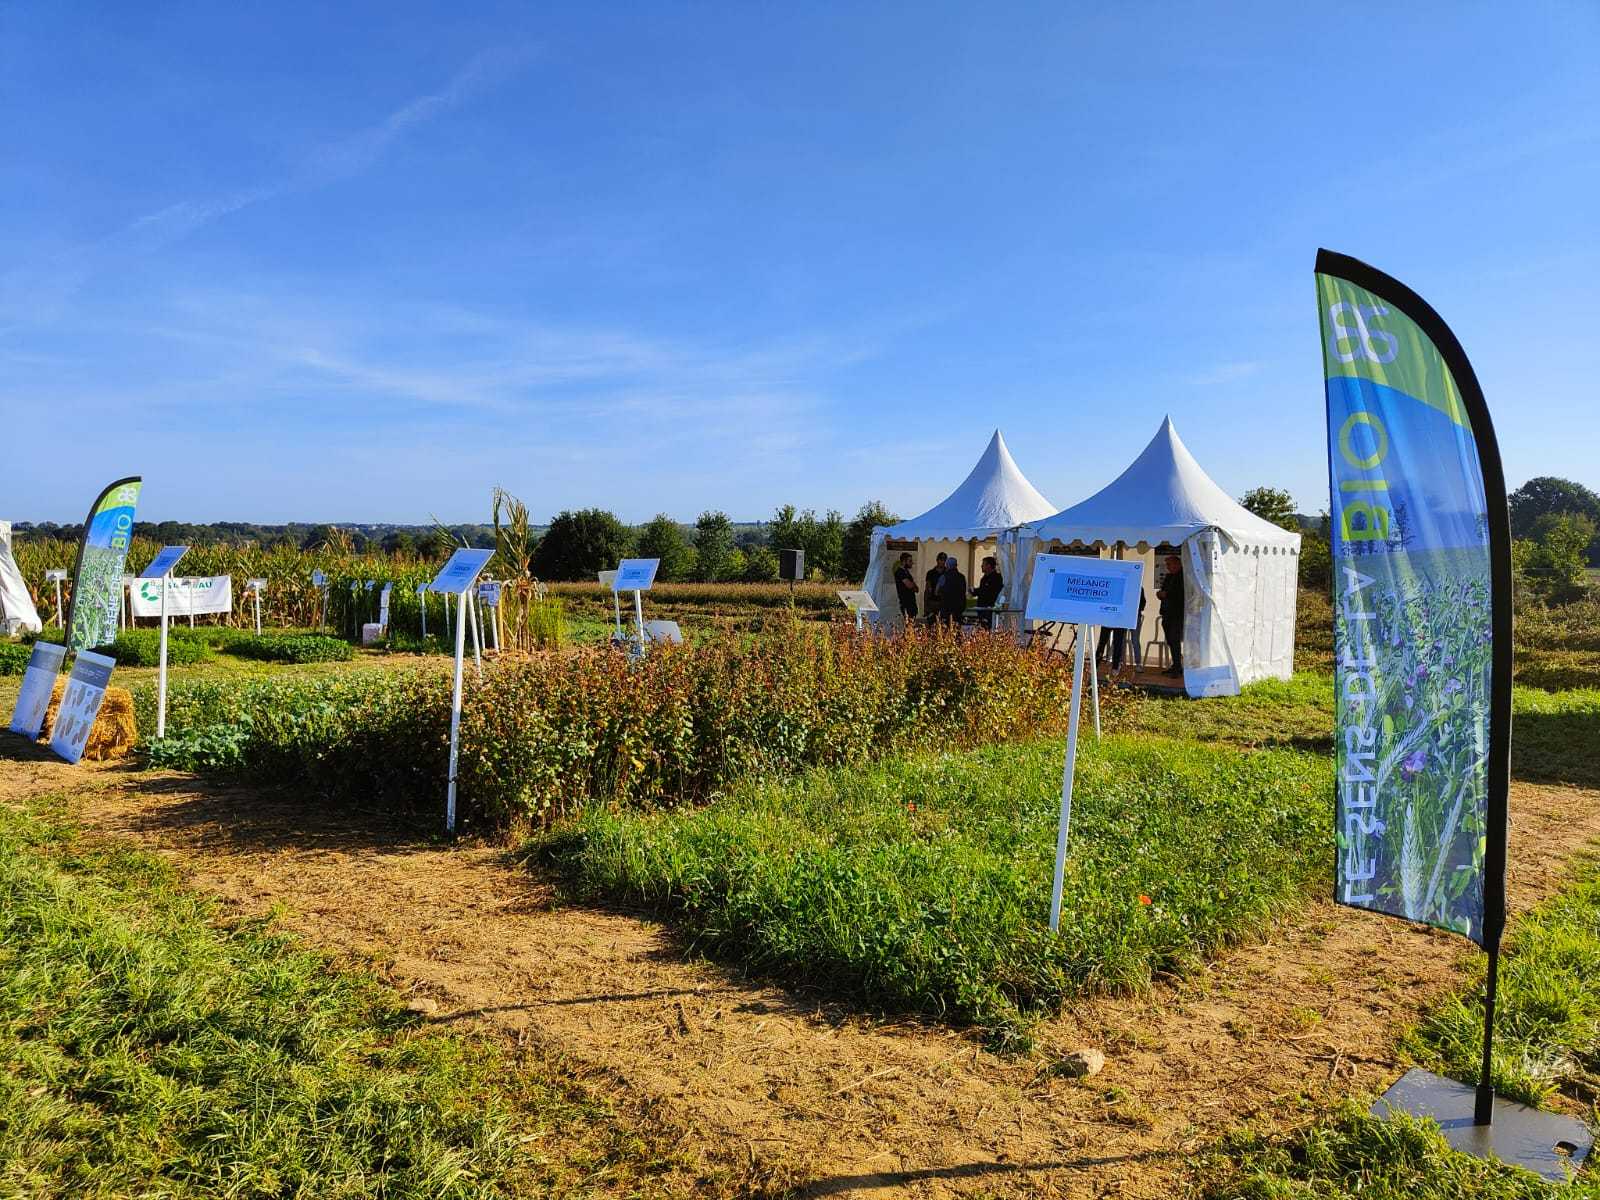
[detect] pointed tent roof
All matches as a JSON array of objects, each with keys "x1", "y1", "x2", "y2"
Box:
[
  {"x1": 1025, "y1": 417, "x2": 1301, "y2": 548},
  {"x1": 881, "y1": 430, "x2": 1057, "y2": 541}
]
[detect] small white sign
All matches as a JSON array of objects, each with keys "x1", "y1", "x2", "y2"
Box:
[
  {"x1": 247, "y1": 577, "x2": 267, "y2": 591},
  {"x1": 643, "y1": 619, "x2": 683, "y2": 644},
  {"x1": 378, "y1": 583, "x2": 393, "y2": 627},
  {"x1": 312, "y1": 569, "x2": 326, "y2": 587},
  {"x1": 428, "y1": 547, "x2": 495, "y2": 595},
  {"x1": 49, "y1": 649, "x2": 116, "y2": 763},
  {"x1": 1024, "y1": 556, "x2": 1144, "y2": 629},
  {"x1": 139, "y1": 545, "x2": 189, "y2": 580},
  {"x1": 478, "y1": 580, "x2": 502, "y2": 605},
  {"x1": 836, "y1": 589, "x2": 879, "y2": 614},
  {"x1": 611, "y1": 558, "x2": 660, "y2": 592},
  {"x1": 597, "y1": 569, "x2": 618, "y2": 588},
  {"x1": 45, "y1": 568, "x2": 68, "y2": 583},
  {"x1": 9, "y1": 641, "x2": 66, "y2": 738}
]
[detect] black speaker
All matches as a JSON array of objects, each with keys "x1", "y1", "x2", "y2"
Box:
[{"x1": 778, "y1": 548, "x2": 805, "y2": 582}]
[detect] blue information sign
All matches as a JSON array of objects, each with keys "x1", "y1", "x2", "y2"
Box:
[
  {"x1": 139, "y1": 545, "x2": 189, "y2": 580},
  {"x1": 427, "y1": 548, "x2": 495, "y2": 595},
  {"x1": 611, "y1": 558, "x2": 660, "y2": 592}
]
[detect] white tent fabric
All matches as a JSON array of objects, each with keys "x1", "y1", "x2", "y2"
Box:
[
  {"x1": 0, "y1": 521, "x2": 43, "y2": 635},
  {"x1": 1014, "y1": 417, "x2": 1299, "y2": 696},
  {"x1": 862, "y1": 430, "x2": 1057, "y2": 624}
]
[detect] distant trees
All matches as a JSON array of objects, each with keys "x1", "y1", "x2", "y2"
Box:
[
  {"x1": 635, "y1": 514, "x2": 693, "y2": 582},
  {"x1": 842, "y1": 501, "x2": 897, "y2": 582},
  {"x1": 766, "y1": 504, "x2": 845, "y2": 580},
  {"x1": 531, "y1": 509, "x2": 633, "y2": 581},
  {"x1": 692, "y1": 511, "x2": 736, "y2": 582},
  {"x1": 1239, "y1": 487, "x2": 1301, "y2": 532}
]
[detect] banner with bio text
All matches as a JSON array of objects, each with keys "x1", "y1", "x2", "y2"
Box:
[
  {"x1": 64, "y1": 478, "x2": 142, "y2": 653},
  {"x1": 1315, "y1": 252, "x2": 1509, "y2": 947},
  {"x1": 130, "y1": 575, "x2": 234, "y2": 618}
]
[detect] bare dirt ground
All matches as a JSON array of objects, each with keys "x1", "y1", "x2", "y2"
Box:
[{"x1": 5, "y1": 746, "x2": 1598, "y2": 1199}]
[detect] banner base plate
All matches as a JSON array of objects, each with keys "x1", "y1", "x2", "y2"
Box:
[{"x1": 1373, "y1": 1068, "x2": 1591, "y2": 1182}]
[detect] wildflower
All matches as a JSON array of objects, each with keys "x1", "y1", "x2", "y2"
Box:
[
  {"x1": 1444, "y1": 678, "x2": 1464, "y2": 696},
  {"x1": 1401, "y1": 749, "x2": 1428, "y2": 780},
  {"x1": 1404, "y1": 692, "x2": 1415, "y2": 710},
  {"x1": 1138, "y1": 894, "x2": 1152, "y2": 906}
]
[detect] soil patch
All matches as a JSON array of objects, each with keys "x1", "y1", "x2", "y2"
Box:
[{"x1": 6, "y1": 751, "x2": 1598, "y2": 1198}]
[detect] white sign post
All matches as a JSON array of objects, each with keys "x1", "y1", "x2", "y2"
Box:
[
  {"x1": 141, "y1": 546, "x2": 189, "y2": 739},
  {"x1": 836, "y1": 589, "x2": 879, "y2": 633},
  {"x1": 49, "y1": 649, "x2": 117, "y2": 764},
  {"x1": 597, "y1": 570, "x2": 623, "y2": 640},
  {"x1": 312, "y1": 569, "x2": 328, "y2": 630},
  {"x1": 611, "y1": 559, "x2": 660, "y2": 650},
  {"x1": 478, "y1": 581, "x2": 502, "y2": 651},
  {"x1": 247, "y1": 577, "x2": 267, "y2": 635},
  {"x1": 427, "y1": 548, "x2": 495, "y2": 833},
  {"x1": 9, "y1": 640, "x2": 66, "y2": 738},
  {"x1": 416, "y1": 582, "x2": 429, "y2": 638},
  {"x1": 45, "y1": 568, "x2": 66, "y2": 627},
  {"x1": 1024, "y1": 554, "x2": 1145, "y2": 933}
]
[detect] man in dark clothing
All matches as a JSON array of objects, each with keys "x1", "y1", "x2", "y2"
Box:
[
  {"x1": 923, "y1": 552, "x2": 947, "y2": 627},
  {"x1": 1157, "y1": 554, "x2": 1185, "y2": 674},
  {"x1": 973, "y1": 556, "x2": 1003, "y2": 608},
  {"x1": 940, "y1": 561, "x2": 968, "y2": 626},
  {"x1": 893, "y1": 552, "x2": 919, "y2": 620}
]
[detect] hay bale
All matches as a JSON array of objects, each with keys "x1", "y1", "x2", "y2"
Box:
[{"x1": 39, "y1": 677, "x2": 139, "y2": 761}]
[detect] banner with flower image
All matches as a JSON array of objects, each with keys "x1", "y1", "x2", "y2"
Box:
[{"x1": 1315, "y1": 251, "x2": 1512, "y2": 947}]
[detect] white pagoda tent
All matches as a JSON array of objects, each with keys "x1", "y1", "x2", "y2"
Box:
[
  {"x1": 861, "y1": 430, "x2": 1056, "y2": 626},
  {"x1": 0, "y1": 521, "x2": 43, "y2": 636},
  {"x1": 1012, "y1": 417, "x2": 1300, "y2": 696}
]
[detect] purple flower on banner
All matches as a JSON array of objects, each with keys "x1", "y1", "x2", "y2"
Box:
[
  {"x1": 1445, "y1": 678, "x2": 1464, "y2": 696},
  {"x1": 1404, "y1": 693, "x2": 1415, "y2": 711},
  {"x1": 1401, "y1": 749, "x2": 1428, "y2": 780}
]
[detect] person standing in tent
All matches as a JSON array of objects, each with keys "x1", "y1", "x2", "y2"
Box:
[
  {"x1": 893, "y1": 552, "x2": 919, "y2": 621},
  {"x1": 923, "y1": 552, "x2": 947, "y2": 627},
  {"x1": 939, "y1": 559, "x2": 968, "y2": 627},
  {"x1": 1157, "y1": 554, "x2": 1185, "y2": 675}
]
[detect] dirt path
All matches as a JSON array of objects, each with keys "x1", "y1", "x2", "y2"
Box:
[{"x1": 6, "y1": 749, "x2": 1598, "y2": 1199}]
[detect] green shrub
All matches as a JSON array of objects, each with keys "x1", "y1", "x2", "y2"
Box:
[
  {"x1": 93, "y1": 630, "x2": 212, "y2": 668},
  {"x1": 0, "y1": 642, "x2": 31, "y2": 675},
  {"x1": 144, "y1": 624, "x2": 1107, "y2": 831},
  {"x1": 226, "y1": 633, "x2": 356, "y2": 664},
  {"x1": 540, "y1": 736, "x2": 1329, "y2": 1038}
]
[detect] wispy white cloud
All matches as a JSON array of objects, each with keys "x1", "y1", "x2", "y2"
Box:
[
  {"x1": 1186, "y1": 360, "x2": 1264, "y2": 386},
  {"x1": 0, "y1": 45, "x2": 536, "y2": 330}
]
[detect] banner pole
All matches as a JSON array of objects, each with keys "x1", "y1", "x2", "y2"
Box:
[
  {"x1": 1049, "y1": 621, "x2": 1089, "y2": 933},
  {"x1": 446, "y1": 589, "x2": 468, "y2": 833},
  {"x1": 1476, "y1": 940, "x2": 1501, "y2": 1124},
  {"x1": 157, "y1": 578, "x2": 169, "y2": 738}
]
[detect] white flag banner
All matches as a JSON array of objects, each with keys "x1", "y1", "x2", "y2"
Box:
[{"x1": 130, "y1": 575, "x2": 234, "y2": 618}]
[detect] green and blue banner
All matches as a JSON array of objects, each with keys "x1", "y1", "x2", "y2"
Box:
[
  {"x1": 63, "y1": 477, "x2": 142, "y2": 654},
  {"x1": 1315, "y1": 251, "x2": 1511, "y2": 949}
]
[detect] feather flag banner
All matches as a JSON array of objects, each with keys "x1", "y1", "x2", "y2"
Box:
[{"x1": 1314, "y1": 251, "x2": 1510, "y2": 950}]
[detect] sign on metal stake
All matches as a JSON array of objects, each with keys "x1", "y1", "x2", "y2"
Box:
[{"x1": 426, "y1": 548, "x2": 494, "y2": 833}]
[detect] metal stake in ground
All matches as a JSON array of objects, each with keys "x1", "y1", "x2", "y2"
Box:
[
  {"x1": 140, "y1": 546, "x2": 189, "y2": 739},
  {"x1": 426, "y1": 547, "x2": 494, "y2": 834}
]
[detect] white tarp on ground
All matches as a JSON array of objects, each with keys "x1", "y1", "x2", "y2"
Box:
[
  {"x1": 1013, "y1": 417, "x2": 1300, "y2": 696},
  {"x1": 862, "y1": 430, "x2": 1057, "y2": 625},
  {"x1": 130, "y1": 575, "x2": 234, "y2": 618},
  {"x1": 0, "y1": 521, "x2": 43, "y2": 635}
]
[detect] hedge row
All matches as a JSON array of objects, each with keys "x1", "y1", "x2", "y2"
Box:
[{"x1": 144, "y1": 624, "x2": 1106, "y2": 831}]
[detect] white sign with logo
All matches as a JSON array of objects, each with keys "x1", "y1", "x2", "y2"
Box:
[
  {"x1": 130, "y1": 576, "x2": 233, "y2": 618},
  {"x1": 49, "y1": 649, "x2": 116, "y2": 764},
  {"x1": 9, "y1": 641, "x2": 66, "y2": 738}
]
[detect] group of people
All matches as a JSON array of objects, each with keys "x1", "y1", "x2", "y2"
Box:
[
  {"x1": 889, "y1": 546, "x2": 1187, "y2": 677},
  {"x1": 892, "y1": 551, "x2": 1003, "y2": 627}
]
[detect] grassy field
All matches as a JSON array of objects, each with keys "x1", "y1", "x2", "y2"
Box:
[
  {"x1": 0, "y1": 795, "x2": 699, "y2": 1199},
  {"x1": 540, "y1": 733, "x2": 1329, "y2": 1042},
  {"x1": 1197, "y1": 848, "x2": 1600, "y2": 1198}
]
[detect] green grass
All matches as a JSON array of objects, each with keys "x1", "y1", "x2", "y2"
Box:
[
  {"x1": 538, "y1": 734, "x2": 1330, "y2": 1043},
  {"x1": 0, "y1": 797, "x2": 695, "y2": 1198},
  {"x1": 1124, "y1": 672, "x2": 1600, "y2": 786},
  {"x1": 1197, "y1": 847, "x2": 1600, "y2": 1197}
]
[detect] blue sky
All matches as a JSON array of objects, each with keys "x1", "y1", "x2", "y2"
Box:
[{"x1": 2, "y1": 3, "x2": 1596, "y2": 525}]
